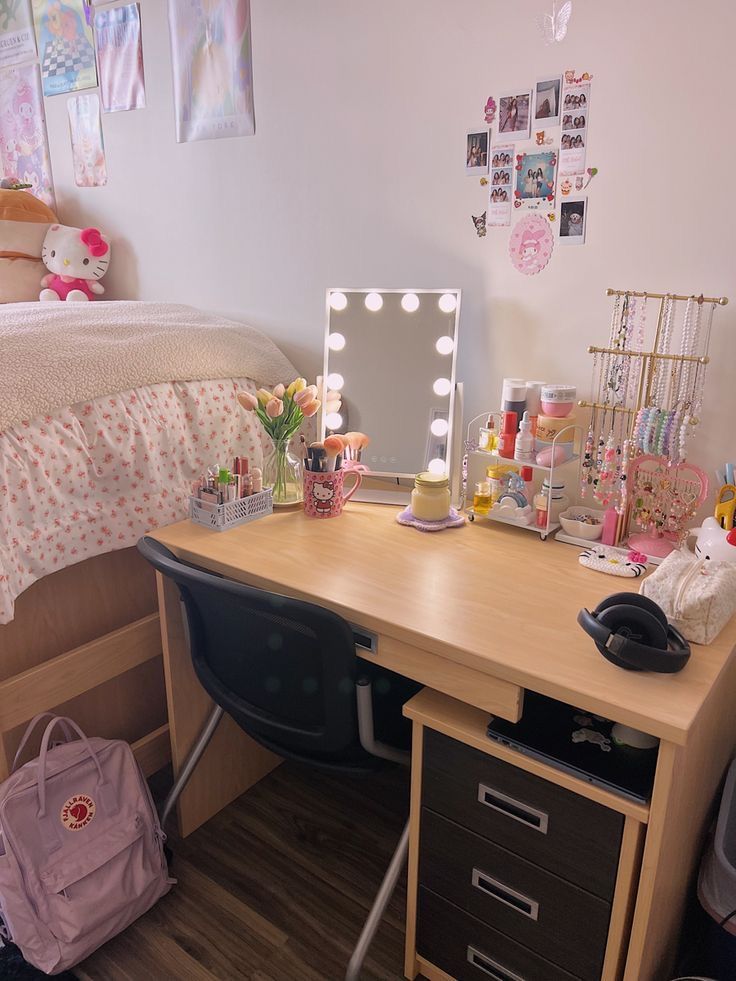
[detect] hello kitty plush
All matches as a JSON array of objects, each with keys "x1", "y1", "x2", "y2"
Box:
[{"x1": 39, "y1": 224, "x2": 111, "y2": 301}]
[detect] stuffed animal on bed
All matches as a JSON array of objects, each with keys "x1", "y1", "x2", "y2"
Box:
[
  {"x1": 40, "y1": 224, "x2": 111, "y2": 301},
  {"x1": 0, "y1": 189, "x2": 57, "y2": 302}
]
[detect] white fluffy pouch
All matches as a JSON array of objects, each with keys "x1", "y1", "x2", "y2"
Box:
[{"x1": 640, "y1": 548, "x2": 736, "y2": 645}]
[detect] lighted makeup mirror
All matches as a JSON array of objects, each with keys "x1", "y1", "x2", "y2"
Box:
[{"x1": 322, "y1": 289, "x2": 461, "y2": 504}]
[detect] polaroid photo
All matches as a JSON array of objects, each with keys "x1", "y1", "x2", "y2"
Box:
[
  {"x1": 488, "y1": 143, "x2": 513, "y2": 226},
  {"x1": 498, "y1": 91, "x2": 532, "y2": 140},
  {"x1": 535, "y1": 76, "x2": 562, "y2": 126},
  {"x1": 466, "y1": 128, "x2": 489, "y2": 175},
  {"x1": 559, "y1": 198, "x2": 587, "y2": 245},
  {"x1": 514, "y1": 150, "x2": 557, "y2": 208}
]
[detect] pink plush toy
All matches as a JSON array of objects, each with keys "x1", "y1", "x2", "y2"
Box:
[{"x1": 40, "y1": 223, "x2": 111, "y2": 301}]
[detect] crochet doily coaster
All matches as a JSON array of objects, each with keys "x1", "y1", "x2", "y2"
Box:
[{"x1": 396, "y1": 506, "x2": 466, "y2": 532}]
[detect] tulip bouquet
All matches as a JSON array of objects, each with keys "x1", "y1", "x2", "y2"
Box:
[{"x1": 237, "y1": 378, "x2": 322, "y2": 505}]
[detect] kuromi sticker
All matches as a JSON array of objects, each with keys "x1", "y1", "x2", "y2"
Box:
[{"x1": 61, "y1": 794, "x2": 96, "y2": 831}]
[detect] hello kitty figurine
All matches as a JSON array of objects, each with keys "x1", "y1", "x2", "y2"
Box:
[
  {"x1": 692, "y1": 517, "x2": 736, "y2": 564},
  {"x1": 39, "y1": 224, "x2": 111, "y2": 301}
]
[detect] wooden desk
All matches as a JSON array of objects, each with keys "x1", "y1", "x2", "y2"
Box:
[{"x1": 151, "y1": 504, "x2": 736, "y2": 981}]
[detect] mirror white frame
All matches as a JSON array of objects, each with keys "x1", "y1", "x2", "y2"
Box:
[{"x1": 321, "y1": 288, "x2": 461, "y2": 505}]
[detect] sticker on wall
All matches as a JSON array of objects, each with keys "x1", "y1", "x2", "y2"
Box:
[
  {"x1": 559, "y1": 198, "x2": 587, "y2": 244},
  {"x1": 539, "y1": 1, "x2": 573, "y2": 45},
  {"x1": 534, "y1": 76, "x2": 561, "y2": 126},
  {"x1": 94, "y1": 2, "x2": 145, "y2": 112},
  {"x1": 471, "y1": 211, "x2": 487, "y2": 238},
  {"x1": 514, "y1": 150, "x2": 557, "y2": 210},
  {"x1": 0, "y1": 62, "x2": 55, "y2": 207},
  {"x1": 31, "y1": 0, "x2": 97, "y2": 97},
  {"x1": 168, "y1": 0, "x2": 255, "y2": 144},
  {"x1": 509, "y1": 214, "x2": 554, "y2": 275},
  {"x1": 488, "y1": 143, "x2": 512, "y2": 226},
  {"x1": 0, "y1": 0, "x2": 36, "y2": 68},
  {"x1": 497, "y1": 90, "x2": 531, "y2": 140},
  {"x1": 68, "y1": 92, "x2": 107, "y2": 187},
  {"x1": 483, "y1": 96, "x2": 496, "y2": 124},
  {"x1": 559, "y1": 81, "x2": 590, "y2": 175},
  {"x1": 535, "y1": 131, "x2": 553, "y2": 146},
  {"x1": 465, "y1": 127, "x2": 489, "y2": 175}
]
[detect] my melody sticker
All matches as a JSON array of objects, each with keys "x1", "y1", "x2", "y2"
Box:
[
  {"x1": 508, "y1": 214, "x2": 554, "y2": 275},
  {"x1": 60, "y1": 793, "x2": 96, "y2": 831}
]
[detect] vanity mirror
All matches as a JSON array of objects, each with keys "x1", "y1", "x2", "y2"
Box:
[{"x1": 322, "y1": 289, "x2": 461, "y2": 504}]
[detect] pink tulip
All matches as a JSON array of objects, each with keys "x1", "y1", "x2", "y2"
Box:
[
  {"x1": 265, "y1": 397, "x2": 284, "y2": 418},
  {"x1": 294, "y1": 385, "x2": 318, "y2": 407},
  {"x1": 300, "y1": 398, "x2": 321, "y2": 418},
  {"x1": 237, "y1": 391, "x2": 259, "y2": 411},
  {"x1": 273, "y1": 383, "x2": 285, "y2": 398}
]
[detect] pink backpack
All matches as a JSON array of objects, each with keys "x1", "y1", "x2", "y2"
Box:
[{"x1": 0, "y1": 714, "x2": 173, "y2": 974}]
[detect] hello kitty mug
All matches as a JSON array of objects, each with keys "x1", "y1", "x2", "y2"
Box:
[{"x1": 303, "y1": 467, "x2": 362, "y2": 518}]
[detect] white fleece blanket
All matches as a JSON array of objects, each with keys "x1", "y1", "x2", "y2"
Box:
[{"x1": 0, "y1": 301, "x2": 296, "y2": 432}]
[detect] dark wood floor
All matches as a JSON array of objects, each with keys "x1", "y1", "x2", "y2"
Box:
[{"x1": 76, "y1": 763, "x2": 410, "y2": 980}]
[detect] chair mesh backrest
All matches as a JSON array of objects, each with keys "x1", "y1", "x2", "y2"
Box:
[{"x1": 138, "y1": 537, "x2": 360, "y2": 759}]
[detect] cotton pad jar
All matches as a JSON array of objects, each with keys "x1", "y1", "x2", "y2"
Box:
[{"x1": 540, "y1": 384, "x2": 576, "y2": 418}]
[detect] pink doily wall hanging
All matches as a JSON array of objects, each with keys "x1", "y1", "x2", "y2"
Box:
[{"x1": 509, "y1": 214, "x2": 554, "y2": 275}]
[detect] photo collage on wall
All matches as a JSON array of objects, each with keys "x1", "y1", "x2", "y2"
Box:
[{"x1": 467, "y1": 69, "x2": 595, "y2": 273}]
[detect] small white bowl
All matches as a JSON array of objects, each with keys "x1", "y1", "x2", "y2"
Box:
[{"x1": 559, "y1": 507, "x2": 604, "y2": 540}]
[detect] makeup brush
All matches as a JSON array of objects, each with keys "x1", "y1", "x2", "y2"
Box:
[
  {"x1": 309, "y1": 440, "x2": 326, "y2": 472},
  {"x1": 324, "y1": 434, "x2": 343, "y2": 473},
  {"x1": 346, "y1": 432, "x2": 370, "y2": 463}
]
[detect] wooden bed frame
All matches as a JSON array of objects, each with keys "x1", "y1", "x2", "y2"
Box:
[{"x1": 0, "y1": 547, "x2": 170, "y2": 782}]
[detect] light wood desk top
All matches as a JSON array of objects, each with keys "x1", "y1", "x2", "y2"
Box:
[{"x1": 151, "y1": 503, "x2": 736, "y2": 745}]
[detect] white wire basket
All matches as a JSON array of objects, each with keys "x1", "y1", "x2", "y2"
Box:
[{"x1": 189, "y1": 488, "x2": 273, "y2": 531}]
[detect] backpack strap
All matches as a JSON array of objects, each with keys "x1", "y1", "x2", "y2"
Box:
[
  {"x1": 36, "y1": 717, "x2": 113, "y2": 819},
  {"x1": 12, "y1": 714, "x2": 75, "y2": 773}
]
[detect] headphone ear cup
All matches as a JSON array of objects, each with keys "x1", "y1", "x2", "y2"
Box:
[
  {"x1": 597, "y1": 604, "x2": 669, "y2": 655},
  {"x1": 594, "y1": 592, "x2": 668, "y2": 632}
]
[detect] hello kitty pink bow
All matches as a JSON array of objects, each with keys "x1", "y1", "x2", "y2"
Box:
[{"x1": 80, "y1": 227, "x2": 108, "y2": 257}]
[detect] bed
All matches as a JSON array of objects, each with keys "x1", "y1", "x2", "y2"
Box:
[{"x1": 0, "y1": 301, "x2": 296, "y2": 780}]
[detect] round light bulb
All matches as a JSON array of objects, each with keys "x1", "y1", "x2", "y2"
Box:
[
  {"x1": 326, "y1": 372, "x2": 344, "y2": 391},
  {"x1": 325, "y1": 412, "x2": 343, "y2": 430},
  {"x1": 401, "y1": 292, "x2": 420, "y2": 313},
  {"x1": 327, "y1": 332, "x2": 346, "y2": 351},
  {"x1": 438, "y1": 292, "x2": 457, "y2": 313},
  {"x1": 329, "y1": 292, "x2": 348, "y2": 311},
  {"x1": 427, "y1": 458, "x2": 446, "y2": 475},
  {"x1": 433, "y1": 377, "x2": 452, "y2": 397},
  {"x1": 435, "y1": 335, "x2": 454, "y2": 355},
  {"x1": 364, "y1": 292, "x2": 383, "y2": 312},
  {"x1": 431, "y1": 418, "x2": 449, "y2": 437}
]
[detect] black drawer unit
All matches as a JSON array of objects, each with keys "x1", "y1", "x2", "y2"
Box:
[
  {"x1": 420, "y1": 808, "x2": 610, "y2": 980},
  {"x1": 422, "y1": 728, "x2": 623, "y2": 901},
  {"x1": 417, "y1": 886, "x2": 581, "y2": 981}
]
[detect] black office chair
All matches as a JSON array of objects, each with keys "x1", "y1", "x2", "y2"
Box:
[{"x1": 138, "y1": 536, "x2": 419, "y2": 981}]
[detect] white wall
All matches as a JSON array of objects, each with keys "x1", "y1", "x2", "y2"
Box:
[{"x1": 43, "y1": 0, "x2": 736, "y2": 485}]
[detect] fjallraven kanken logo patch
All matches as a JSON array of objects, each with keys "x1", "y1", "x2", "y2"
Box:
[{"x1": 60, "y1": 794, "x2": 96, "y2": 831}]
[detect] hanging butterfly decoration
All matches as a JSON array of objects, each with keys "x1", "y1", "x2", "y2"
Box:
[
  {"x1": 484, "y1": 97, "x2": 497, "y2": 124},
  {"x1": 471, "y1": 211, "x2": 487, "y2": 238},
  {"x1": 539, "y1": 0, "x2": 573, "y2": 44}
]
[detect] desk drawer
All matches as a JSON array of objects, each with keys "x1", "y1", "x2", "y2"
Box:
[
  {"x1": 423, "y1": 728, "x2": 622, "y2": 900},
  {"x1": 420, "y1": 809, "x2": 610, "y2": 980},
  {"x1": 417, "y1": 886, "x2": 581, "y2": 981}
]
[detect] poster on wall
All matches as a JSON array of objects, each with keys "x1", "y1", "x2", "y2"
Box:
[
  {"x1": 514, "y1": 150, "x2": 557, "y2": 209},
  {"x1": 68, "y1": 92, "x2": 107, "y2": 186},
  {"x1": 168, "y1": 0, "x2": 255, "y2": 144},
  {"x1": 488, "y1": 144, "x2": 512, "y2": 226},
  {"x1": 559, "y1": 81, "x2": 589, "y2": 175},
  {"x1": 497, "y1": 90, "x2": 531, "y2": 140},
  {"x1": 0, "y1": 62, "x2": 54, "y2": 206},
  {"x1": 95, "y1": 2, "x2": 145, "y2": 112},
  {"x1": 0, "y1": 0, "x2": 36, "y2": 68},
  {"x1": 31, "y1": 0, "x2": 97, "y2": 96}
]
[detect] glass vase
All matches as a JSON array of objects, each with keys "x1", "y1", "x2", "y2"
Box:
[{"x1": 263, "y1": 438, "x2": 303, "y2": 506}]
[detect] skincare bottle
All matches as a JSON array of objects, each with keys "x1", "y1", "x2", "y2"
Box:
[
  {"x1": 473, "y1": 481, "x2": 492, "y2": 515},
  {"x1": 534, "y1": 492, "x2": 549, "y2": 530},
  {"x1": 514, "y1": 411, "x2": 535, "y2": 463},
  {"x1": 478, "y1": 415, "x2": 497, "y2": 452},
  {"x1": 521, "y1": 466, "x2": 534, "y2": 504},
  {"x1": 498, "y1": 411, "x2": 518, "y2": 459},
  {"x1": 501, "y1": 378, "x2": 527, "y2": 420}
]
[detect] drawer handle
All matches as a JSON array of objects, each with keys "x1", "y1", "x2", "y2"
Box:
[
  {"x1": 467, "y1": 946, "x2": 526, "y2": 981},
  {"x1": 477, "y1": 783, "x2": 549, "y2": 835},
  {"x1": 472, "y1": 867, "x2": 540, "y2": 921}
]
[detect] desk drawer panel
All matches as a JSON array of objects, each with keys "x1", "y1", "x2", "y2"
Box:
[
  {"x1": 420, "y1": 809, "x2": 610, "y2": 980},
  {"x1": 417, "y1": 887, "x2": 581, "y2": 981},
  {"x1": 423, "y1": 728, "x2": 622, "y2": 899}
]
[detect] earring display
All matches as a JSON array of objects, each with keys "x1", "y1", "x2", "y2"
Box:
[{"x1": 577, "y1": 288, "x2": 728, "y2": 556}]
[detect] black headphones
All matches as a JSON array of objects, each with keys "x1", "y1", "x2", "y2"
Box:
[{"x1": 577, "y1": 592, "x2": 691, "y2": 673}]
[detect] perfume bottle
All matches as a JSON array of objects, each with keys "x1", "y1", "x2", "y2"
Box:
[
  {"x1": 478, "y1": 415, "x2": 497, "y2": 452},
  {"x1": 473, "y1": 481, "x2": 492, "y2": 515}
]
